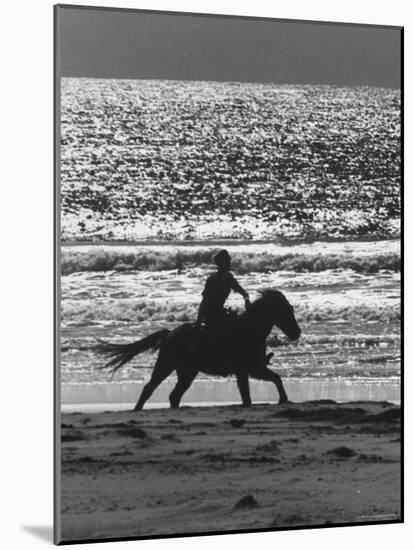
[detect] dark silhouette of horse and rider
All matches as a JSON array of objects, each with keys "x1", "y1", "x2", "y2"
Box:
[{"x1": 97, "y1": 250, "x2": 301, "y2": 409}]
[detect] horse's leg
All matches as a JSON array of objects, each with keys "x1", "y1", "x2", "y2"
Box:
[
  {"x1": 253, "y1": 366, "x2": 288, "y2": 404},
  {"x1": 169, "y1": 369, "x2": 198, "y2": 409},
  {"x1": 236, "y1": 371, "x2": 252, "y2": 407},
  {"x1": 134, "y1": 355, "x2": 174, "y2": 411}
]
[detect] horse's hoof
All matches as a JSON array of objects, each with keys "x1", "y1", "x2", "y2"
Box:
[{"x1": 278, "y1": 398, "x2": 289, "y2": 405}]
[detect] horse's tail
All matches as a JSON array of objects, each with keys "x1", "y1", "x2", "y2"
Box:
[{"x1": 95, "y1": 329, "x2": 170, "y2": 378}]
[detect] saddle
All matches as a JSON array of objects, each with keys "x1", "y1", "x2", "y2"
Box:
[
  {"x1": 196, "y1": 308, "x2": 239, "y2": 361},
  {"x1": 198, "y1": 307, "x2": 238, "y2": 333}
]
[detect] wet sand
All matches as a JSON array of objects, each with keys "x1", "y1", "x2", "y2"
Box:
[
  {"x1": 59, "y1": 400, "x2": 401, "y2": 543},
  {"x1": 61, "y1": 378, "x2": 401, "y2": 410}
]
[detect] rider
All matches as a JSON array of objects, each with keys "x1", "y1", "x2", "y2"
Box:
[
  {"x1": 195, "y1": 249, "x2": 250, "y2": 330},
  {"x1": 195, "y1": 249, "x2": 274, "y2": 367}
]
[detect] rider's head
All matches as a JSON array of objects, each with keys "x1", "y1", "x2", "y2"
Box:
[{"x1": 214, "y1": 249, "x2": 231, "y2": 271}]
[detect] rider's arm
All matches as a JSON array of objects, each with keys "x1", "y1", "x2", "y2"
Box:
[
  {"x1": 196, "y1": 300, "x2": 206, "y2": 326},
  {"x1": 229, "y1": 274, "x2": 250, "y2": 303}
]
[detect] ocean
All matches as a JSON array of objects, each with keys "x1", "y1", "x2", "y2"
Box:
[
  {"x1": 60, "y1": 78, "x2": 400, "y2": 407},
  {"x1": 60, "y1": 78, "x2": 400, "y2": 242}
]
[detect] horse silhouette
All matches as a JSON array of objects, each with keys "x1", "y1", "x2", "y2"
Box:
[{"x1": 96, "y1": 289, "x2": 301, "y2": 410}]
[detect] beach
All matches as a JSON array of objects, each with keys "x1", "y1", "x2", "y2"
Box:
[
  {"x1": 59, "y1": 400, "x2": 401, "y2": 542},
  {"x1": 59, "y1": 238, "x2": 401, "y2": 543}
]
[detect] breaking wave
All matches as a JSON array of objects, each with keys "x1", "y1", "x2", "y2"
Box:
[{"x1": 61, "y1": 247, "x2": 400, "y2": 276}]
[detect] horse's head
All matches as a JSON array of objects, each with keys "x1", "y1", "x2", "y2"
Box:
[{"x1": 256, "y1": 289, "x2": 301, "y2": 341}]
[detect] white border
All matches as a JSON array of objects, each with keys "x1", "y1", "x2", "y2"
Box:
[{"x1": 2, "y1": 1, "x2": 410, "y2": 548}]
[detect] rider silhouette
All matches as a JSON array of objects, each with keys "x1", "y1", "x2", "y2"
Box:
[
  {"x1": 195, "y1": 249, "x2": 250, "y2": 330},
  {"x1": 195, "y1": 249, "x2": 274, "y2": 368}
]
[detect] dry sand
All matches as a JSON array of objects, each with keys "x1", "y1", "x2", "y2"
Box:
[{"x1": 59, "y1": 400, "x2": 401, "y2": 543}]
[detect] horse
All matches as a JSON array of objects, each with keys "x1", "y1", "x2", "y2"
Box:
[{"x1": 96, "y1": 289, "x2": 301, "y2": 410}]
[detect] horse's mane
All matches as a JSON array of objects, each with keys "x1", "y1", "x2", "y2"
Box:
[
  {"x1": 241, "y1": 289, "x2": 288, "y2": 320},
  {"x1": 252, "y1": 289, "x2": 287, "y2": 308},
  {"x1": 257, "y1": 289, "x2": 285, "y2": 301}
]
